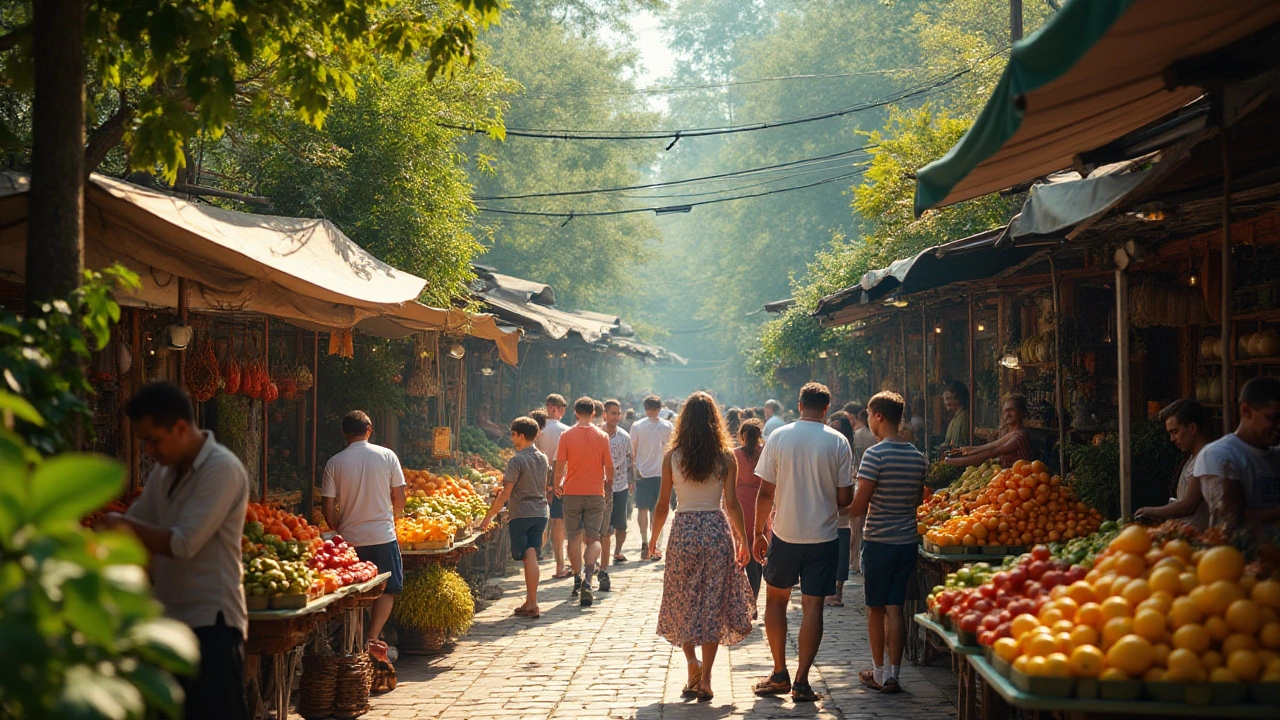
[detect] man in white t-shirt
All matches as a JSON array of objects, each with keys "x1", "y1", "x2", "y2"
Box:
[
  {"x1": 752, "y1": 382, "x2": 854, "y2": 703},
  {"x1": 1194, "y1": 377, "x2": 1280, "y2": 537},
  {"x1": 631, "y1": 395, "x2": 674, "y2": 560},
  {"x1": 763, "y1": 399, "x2": 786, "y2": 438},
  {"x1": 322, "y1": 411, "x2": 406, "y2": 655},
  {"x1": 536, "y1": 394, "x2": 573, "y2": 578}
]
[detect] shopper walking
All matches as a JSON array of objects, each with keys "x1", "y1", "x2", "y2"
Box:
[
  {"x1": 824, "y1": 412, "x2": 856, "y2": 607},
  {"x1": 751, "y1": 382, "x2": 853, "y2": 703},
  {"x1": 631, "y1": 395, "x2": 674, "y2": 560},
  {"x1": 479, "y1": 417, "x2": 549, "y2": 618},
  {"x1": 553, "y1": 397, "x2": 615, "y2": 606},
  {"x1": 320, "y1": 410, "x2": 407, "y2": 658},
  {"x1": 852, "y1": 391, "x2": 928, "y2": 694},
  {"x1": 603, "y1": 400, "x2": 634, "y2": 577},
  {"x1": 103, "y1": 382, "x2": 250, "y2": 720},
  {"x1": 848, "y1": 403, "x2": 876, "y2": 576},
  {"x1": 762, "y1": 399, "x2": 785, "y2": 438},
  {"x1": 649, "y1": 391, "x2": 752, "y2": 703},
  {"x1": 734, "y1": 418, "x2": 768, "y2": 617},
  {"x1": 537, "y1": 394, "x2": 573, "y2": 579}
]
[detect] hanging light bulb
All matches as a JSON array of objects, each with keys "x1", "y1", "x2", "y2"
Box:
[
  {"x1": 479, "y1": 367, "x2": 495, "y2": 376},
  {"x1": 448, "y1": 343, "x2": 465, "y2": 359},
  {"x1": 977, "y1": 323, "x2": 986, "y2": 333},
  {"x1": 934, "y1": 325, "x2": 943, "y2": 334},
  {"x1": 1187, "y1": 273, "x2": 1199, "y2": 287}
]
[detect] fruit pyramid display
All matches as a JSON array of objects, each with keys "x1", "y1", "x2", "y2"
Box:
[
  {"x1": 920, "y1": 460, "x2": 1104, "y2": 547},
  {"x1": 959, "y1": 525, "x2": 1280, "y2": 686}
]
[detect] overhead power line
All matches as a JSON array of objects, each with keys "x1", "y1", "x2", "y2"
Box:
[
  {"x1": 521, "y1": 65, "x2": 934, "y2": 98},
  {"x1": 476, "y1": 169, "x2": 865, "y2": 222},
  {"x1": 445, "y1": 48, "x2": 1005, "y2": 143},
  {"x1": 626, "y1": 163, "x2": 868, "y2": 200},
  {"x1": 474, "y1": 144, "x2": 876, "y2": 201}
]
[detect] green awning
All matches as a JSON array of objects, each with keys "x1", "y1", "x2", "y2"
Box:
[{"x1": 914, "y1": 0, "x2": 1280, "y2": 216}]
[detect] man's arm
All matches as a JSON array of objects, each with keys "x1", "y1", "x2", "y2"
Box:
[
  {"x1": 1137, "y1": 473, "x2": 1204, "y2": 520},
  {"x1": 480, "y1": 482, "x2": 515, "y2": 531},
  {"x1": 552, "y1": 459, "x2": 567, "y2": 497},
  {"x1": 391, "y1": 485, "x2": 407, "y2": 518},
  {"x1": 110, "y1": 460, "x2": 246, "y2": 560},
  {"x1": 322, "y1": 497, "x2": 339, "y2": 531},
  {"x1": 752, "y1": 481, "x2": 775, "y2": 563},
  {"x1": 848, "y1": 479, "x2": 875, "y2": 517}
]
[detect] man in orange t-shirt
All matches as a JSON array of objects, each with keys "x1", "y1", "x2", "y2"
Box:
[{"x1": 553, "y1": 396, "x2": 615, "y2": 607}]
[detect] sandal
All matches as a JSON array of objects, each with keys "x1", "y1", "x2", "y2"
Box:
[
  {"x1": 613, "y1": 554, "x2": 627, "y2": 563},
  {"x1": 859, "y1": 669, "x2": 882, "y2": 691},
  {"x1": 513, "y1": 606, "x2": 529, "y2": 616},
  {"x1": 791, "y1": 681, "x2": 819, "y2": 703},
  {"x1": 697, "y1": 688, "x2": 714, "y2": 703},
  {"x1": 681, "y1": 666, "x2": 703, "y2": 698},
  {"x1": 881, "y1": 677, "x2": 902, "y2": 694},
  {"x1": 552, "y1": 569, "x2": 574, "y2": 579},
  {"x1": 753, "y1": 672, "x2": 791, "y2": 696}
]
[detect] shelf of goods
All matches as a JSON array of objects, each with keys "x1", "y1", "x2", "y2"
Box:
[
  {"x1": 915, "y1": 520, "x2": 1280, "y2": 716},
  {"x1": 395, "y1": 467, "x2": 496, "y2": 553},
  {"x1": 242, "y1": 503, "x2": 380, "y2": 611}
]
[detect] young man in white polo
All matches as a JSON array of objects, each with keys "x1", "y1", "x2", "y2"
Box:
[
  {"x1": 630, "y1": 395, "x2": 674, "y2": 560},
  {"x1": 536, "y1": 394, "x2": 572, "y2": 579}
]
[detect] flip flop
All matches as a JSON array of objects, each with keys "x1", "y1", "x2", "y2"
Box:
[
  {"x1": 696, "y1": 688, "x2": 714, "y2": 703},
  {"x1": 551, "y1": 569, "x2": 574, "y2": 579},
  {"x1": 753, "y1": 672, "x2": 791, "y2": 696},
  {"x1": 791, "y1": 682, "x2": 819, "y2": 703},
  {"x1": 681, "y1": 666, "x2": 703, "y2": 698}
]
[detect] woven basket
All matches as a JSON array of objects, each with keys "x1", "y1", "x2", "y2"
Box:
[
  {"x1": 332, "y1": 653, "x2": 374, "y2": 718},
  {"x1": 297, "y1": 651, "x2": 338, "y2": 719},
  {"x1": 398, "y1": 626, "x2": 448, "y2": 655}
]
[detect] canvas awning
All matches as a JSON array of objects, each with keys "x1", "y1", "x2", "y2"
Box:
[{"x1": 914, "y1": 0, "x2": 1280, "y2": 215}]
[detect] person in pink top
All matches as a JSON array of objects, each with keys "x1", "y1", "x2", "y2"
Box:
[{"x1": 734, "y1": 418, "x2": 769, "y2": 617}]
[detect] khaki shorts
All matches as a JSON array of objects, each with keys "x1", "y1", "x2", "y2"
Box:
[
  {"x1": 599, "y1": 491, "x2": 615, "y2": 537},
  {"x1": 562, "y1": 494, "x2": 606, "y2": 541}
]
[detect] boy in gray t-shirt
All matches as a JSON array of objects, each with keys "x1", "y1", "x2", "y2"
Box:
[{"x1": 480, "y1": 417, "x2": 548, "y2": 616}]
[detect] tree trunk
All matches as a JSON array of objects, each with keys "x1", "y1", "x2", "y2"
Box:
[{"x1": 26, "y1": 0, "x2": 86, "y2": 312}]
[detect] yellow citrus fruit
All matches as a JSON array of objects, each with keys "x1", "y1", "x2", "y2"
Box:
[
  {"x1": 1253, "y1": 579, "x2": 1280, "y2": 610},
  {"x1": 1166, "y1": 647, "x2": 1201, "y2": 676},
  {"x1": 1070, "y1": 644, "x2": 1105, "y2": 678},
  {"x1": 1153, "y1": 642, "x2": 1171, "y2": 665},
  {"x1": 1173, "y1": 623, "x2": 1212, "y2": 653},
  {"x1": 1067, "y1": 581, "x2": 1097, "y2": 606},
  {"x1": 1044, "y1": 652, "x2": 1071, "y2": 678},
  {"x1": 1054, "y1": 632, "x2": 1075, "y2": 654},
  {"x1": 1012, "y1": 655, "x2": 1030, "y2": 674},
  {"x1": 1132, "y1": 609, "x2": 1167, "y2": 642},
  {"x1": 1201, "y1": 649, "x2": 1224, "y2": 670},
  {"x1": 1102, "y1": 617, "x2": 1134, "y2": 648},
  {"x1": 1205, "y1": 615, "x2": 1230, "y2": 642},
  {"x1": 1257, "y1": 649, "x2": 1279, "y2": 668},
  {"x1": 1226, "y1": 650, "x2": 1262, "y2": 682},
  {"x1": 1039, "y1": 607, "x2": 1065, "y2": 626},
  {"x1": 1122, "y1": 578, "x2": 1152, "y2": 606},
  {"x1": 1146, "y1": 590, "x2": 1174, "y2": 614},
  {"x1": 1076, "y1": 602, "x2": 1103, "y2": 628},
  {"x1": 1115, "y1": 552, "x2": 1146, "y2": 579},
  {"x1": 1197, "y1": 546, "x2": 1244, "y2": 584},
  {"x1": 1111, "y1": 525, "x2": 1152, "y2": 555},
  {"x1": 1261, "y1": 621, "x2": 1280, "y2": 649},
  {"x1": 1106, "y1": 634, "x2": 1155, "y2": 676},
  {"x1": 1179, "y1": 572, "x2": 1199, "y2": 595},
  {"x1": 1144, "y1": 667, "x2": 1166, "y2": 682},
  {"x1": 1012, "y1": 613, "x2": 1041, "y2": 639},
  {"x1": 1026, "y1": 633, "x2": 1058, "y2": 658},
  {"x1": 1099, "y1": 667, "x2": 1129, "y2": 681},
  {"x1": 1200, "y1": 580, "x2": 1247, "y2": 616},
  {"x1": 1149, "y1": 566, "x2": 1182, "y2": 595},
  {"x1": 1168, "y1": 596, "x2": 1202, "y2": 628},
  {"x1": 994, "y1": 637, "x2": 1019, "y2": 662},
  {"x1": 1164, "y1": 539, "x2": 1193, "y2": 562},
  {"x1": 1225, "y1": 598, "x2": 1264, "y2": 634},
  {"x1": 1101, "y1": 596, "x2": 1133, "y2": 620},
  {"x1": 1025, "y1": 656, "x2": 1049, "y2": 677},
  {"x1": 1221, "y1": 633, "x2": 1260, "y2": 656},
  {"x1": 1209, "y1": 667, "x2": 1240, "y2": 683},
  {"x1": 1051, "y1": 620, "x2": 1075, "y2": 635},
  {"x1": 1107, "y1": 575, "x2": 1133, "y2": 598},
  {"x1": 1070, "y1": 624, "x2": 1099, "y2": 649},
  {"x1": 1053, "y1": 597, "x2": 1080, "y2": 621},
  {"x1": 1241, "y1": 575, "x2": 1258, "y2": 594}
]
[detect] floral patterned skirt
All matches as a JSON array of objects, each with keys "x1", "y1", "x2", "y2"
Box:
[{"x1": 656, "y1": 511, "x2": 753, "y2": 647}]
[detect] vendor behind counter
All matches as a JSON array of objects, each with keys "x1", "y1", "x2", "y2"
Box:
[{"x1": 943, "y1": 394, "x2": 1035, "y2": 469}]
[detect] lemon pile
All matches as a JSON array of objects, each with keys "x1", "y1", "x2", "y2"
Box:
[{"x1": 994, "y1": 524, "x2": 1280, "y2": 684}]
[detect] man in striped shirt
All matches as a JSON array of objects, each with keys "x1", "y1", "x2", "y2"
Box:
[{"x1": 849, "y1": 391, "x2": 927, "y2": 695}]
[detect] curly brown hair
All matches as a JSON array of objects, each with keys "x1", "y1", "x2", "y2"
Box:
[{"x1": 670, "y1": 391, "x2": 732, "y2": 482}]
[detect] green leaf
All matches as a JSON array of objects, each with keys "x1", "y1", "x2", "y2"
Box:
[
  {"x1": 28, "y1": 455, "x2": 125, "y2": 525},
  {"x1": 56, "y1": 665, "x2": 146, "y2": 720},
  {"x1": 122, "y1": 618, "x2": 200, "y2": 676},
  {"x1": 0, "y1": 618, "x2": 48, "y2": 711},
  {"x1": 121, "y1": 664, "x2": 185, "y2": 719},
  {"x1": 64, "y1": 574, "x2": 119, "y2": 646},
  {"x1": 0, "y1": 389, "x2": 45, "y2": 426}
]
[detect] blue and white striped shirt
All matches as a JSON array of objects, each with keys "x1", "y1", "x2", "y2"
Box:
[{"x1": 857, "y1": 439, "x2": 927, "y2": 545}]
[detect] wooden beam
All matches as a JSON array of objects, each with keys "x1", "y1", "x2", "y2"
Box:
[{"x1": 1116, "y1": 269, "x2": 1132, "y2": 520}]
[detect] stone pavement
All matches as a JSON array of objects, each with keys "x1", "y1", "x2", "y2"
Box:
[{"x1": 361, "y1": 517, "x2": 958, "y2": 720}]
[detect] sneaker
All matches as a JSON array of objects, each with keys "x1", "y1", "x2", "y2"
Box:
[
  {"x1": 598, "y1": 572, "x2": 611, "y2": 592},
  {"x1": 580, "y1": 584, "x2": 594, "y2": 607},
  {"x1": 571, "y1": 575, "x2": 581, "y2": 597}
]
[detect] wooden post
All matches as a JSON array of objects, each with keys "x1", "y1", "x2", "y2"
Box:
[
  {"x1": 1050, "y1": 254, "x2": 1067, "y2": 473},
  {"x1": 1221, "y1": 122, "x2": 1235, "y2": 429},
  {"x1": 967, "y1": 289, "x2": 976, "y2": 445},
  {"x1": 1116, "y1": 269, "x2": 1132, "y2": 520},
  {"x1": 921, "y1": 308, "x2": 930, "y2": 464},
  {"x1": 261, "y1": 317, "x2": 270, "y2": 502},
  {"x1": 176, "y1": 278, "x2": 188, "y2": 387},
  {"x1": 306, "y1": 331, "x2": 319, "y2": 520}
]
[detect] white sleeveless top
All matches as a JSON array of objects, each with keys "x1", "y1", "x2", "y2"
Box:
[{"x1": 672, "y1": 451, "x2": 725, "y2": 513}]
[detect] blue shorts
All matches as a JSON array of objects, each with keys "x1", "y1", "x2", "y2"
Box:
[
  {"x1": 763, "y1": 535, "x2": 839, "y2": 597},
  {"x1": 355, "y1": 540, "x2": 403, "y2": 595},
  {"x1": 861, "y1": 540, "x2": 917, "y2": 607},
  {"x1": 549, "y1": 495, "x2": 564, "y2": 519},
  {"x1": 508, "y1": 516, "x2": 548, "y2": 561}
]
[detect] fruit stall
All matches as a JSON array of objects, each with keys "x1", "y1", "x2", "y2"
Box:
[{"x1": 916, "y1": 519, "x2": 1280, "y2": 719}]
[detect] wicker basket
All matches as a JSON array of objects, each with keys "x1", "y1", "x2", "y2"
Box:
[
  {"x1": 332, "y1": 653, "x2": 373, "y2": 719},
  {"x1": 297, "y1": 650, "x2": 338, "y2": 719},
  {"x1": 397, "y1": 626, "x2": 448, "y2": 655}
]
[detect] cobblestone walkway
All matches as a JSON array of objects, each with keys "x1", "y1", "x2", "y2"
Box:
[{"x1": 364, "y1": 517, "x2": 957, "y2": 720}]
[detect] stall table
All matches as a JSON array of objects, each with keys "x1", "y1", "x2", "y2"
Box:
[
  {"x1": 915, "y1": 613, "x2": 984, "y2": 720},
  {"x1": 245, "y1": 572, "x2": 390, "y2": 720},
  {"x1": 911, "y1": 546, "x2": 1021, "y2": 663},
  {"x1": 966, "y1": 654, "x2": 1277, "y2": 720}
]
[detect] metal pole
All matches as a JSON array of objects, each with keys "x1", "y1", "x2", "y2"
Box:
[
  {"x1": 922, "y1": 308, "x2": 930, "y2": 464},
  {"x1": 1221, "y1": 122, "x2": 1235, "y2": 429},
  {"x1": 1010, "y1": 0, "x2": 1024, "y2": 42},
  {"x1": 1050, "y1": 255, "x2": 1067, "y2": 474},
  {"x1": 1116, "y1": 269, "x2": 1132, "y2": 520},
  {"x1": 968, "y1": 289, "x2": 976, "y2": 445}
]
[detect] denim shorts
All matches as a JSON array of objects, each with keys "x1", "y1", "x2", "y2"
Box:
[
  {"x1": 762, "y1": 535, "x2": 839, "y2": 597},
  {"x1": 861, "y1": 540, "x2": 917, "y2": 607},
  {"x1": 354, "y1": 540, "x2": 403, "y2": 595},
  {"x1": 508, "y1": 516, "x2": 548, "y2": 561}
]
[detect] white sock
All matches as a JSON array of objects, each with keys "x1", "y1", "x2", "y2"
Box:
[
  {"x1": 889, "y1": 664, "x2": 900, "y2": 681},
  {"x1": 873, "y1": 665, "x2": 884, "y2": 685}
]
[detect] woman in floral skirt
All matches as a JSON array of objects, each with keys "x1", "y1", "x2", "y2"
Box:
[{"x1": 649, "y1": 391, "x2": 752, "y2": 703}]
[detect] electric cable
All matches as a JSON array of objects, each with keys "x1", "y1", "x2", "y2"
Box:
[{"x1": 520, "y1": 64, "x2": 935, "y2": 98}]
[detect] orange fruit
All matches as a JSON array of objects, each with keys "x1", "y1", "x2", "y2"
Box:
[
  {"x1": 1227, "y1": 650, "x2": 1262, "y2": 682},
  {"x1": 1011, "y1": 614, "x2": 1041, "y2": 639},
  {"x1": 1106, "y1": 634, "x2": 1155, "y2": 676},
  {"x1": 1099, "y1": 667, "x2": 1129, "y2": 681},
  {"x1": 1209, "y1": 667, "x2": 1240, "y2": 683},
  {"x1": 1039, "y1": 607, "x2": 1065, "y2": 626},
  {"x1": 1012, "y1": 655, "x2": 1030, "y2": 674},
  {"x1": 1067, "y1": 581, "x2": 1097, "y2": 605},
  {"x1": 1179, "y1": 572, "x2": 1199, "y2": 595},
  {"x1": 1051, "y1": 620, "x2": 1076, "y2": 635},
  {"x1": 1226, "y1": 598, "x2": 1264, "y2": 634},
  {"x1": 1164, "y1": 539, "x2": 1193, "y2": 562},
  {"x1": 1253, "y1": 579, "x2": 1280, "y2": 610},
  {"x1": 1053, "y1": 597, "x2": 1080, "y2": 621},
  {"x1": 1199, "y1": 580, "x2": 1247, "y2": 616},
  {"x1": 1153, "y1": 642, "x2": 1171, "y2": 666},
  {"x1": 1166, "y1": 648, "x2": 1202, "y2": 678},
  {"x1": 1172, "y1": 623, "x2": 1211, "y2": 653},
  {"x1": 1025, "y1": 633, "x2": 1058, "y2": 658},
  {"x1": 1221, "y1": 633, "x2": 1260, "y2": 656},
  {"x1": 1197, "y1": 546, "x2": 1244, "y2": 584},
  {"x1": 1149, "y1": 566, "x2": 1182, "y2": 596},
  {"x1": 1025, "y1": 656, "x2": 1049, "y2": 677},
  {"x1": 994, "y1": 637, "x2": 1019, "y2": 662},
  {"x1": 1044, "y1": 652, "x2": 1072, "y2": 678},
  {"x1": 1122, "y1": 578, "x2": 1152, "y2": 606},
  {"x1": 1261, "y1": 621, "x2": 1280, "y2": 649},
  {"x1": 1114, "y1": 552, "x2": 1146, "y2": 580},
  {"x1": 1070, "y1": 644, "x2": 1105, "y2": 678},
  {"x1": 1169, "y1": 596, "x2": 1202, "y2": 628},
  {"x1": 1070, "y1": 624, "x2": 1099, "y2": 649},
  {"x1": 1102, "y1": 617, "x2": 1134, "y2": 648},
  {"x1": 1054, "y1": 631, "x2": 1075, "y2": 654},
  {"x1": 1101, "y1": 596, "x2": 1133, "y2": 620},
  {"x1": 1205, "y1": 615, "x2": 1230, "y2": 642},
  {"x1": 1132, "y1": 609, "x2": 1167, "y2": 642},
  {"x1": 1076, "y1": 602, "x2": 1103, "y2": 628},
  {"x1": 1111, "y1": 525, "x2": 1152, "y2": 555},
  {"x1": 1201, "y1": 649, "x2": 1224, "y2": 670}
]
